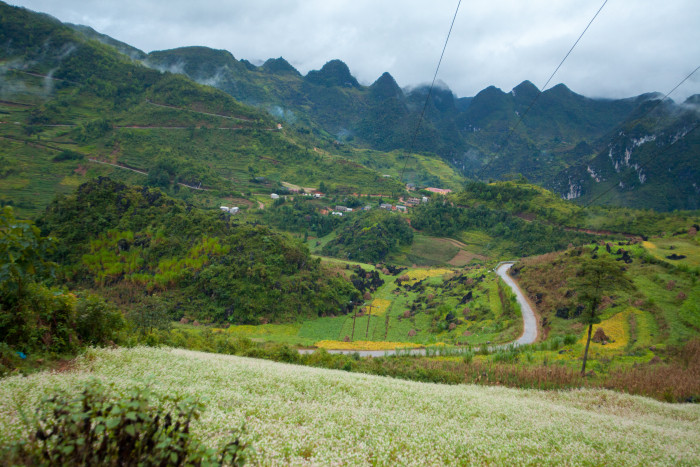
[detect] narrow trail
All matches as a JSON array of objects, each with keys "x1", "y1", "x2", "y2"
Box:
[
  {"x1": 299, "y1": 261, "x2": 538, "y2": 357},
  {"x1": 145, "y1": 100, "x2": 253, "y2": 121},
  {"x1": 87, "y1": 158, "x2": 209, "y2": 191}
]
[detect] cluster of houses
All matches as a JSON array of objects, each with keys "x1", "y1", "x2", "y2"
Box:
[
  {"x1": 329, "y1": 204, "x2": 372, "y2": 216},
  {"x1": 220, "y1": 186, "x2": 448, "y2": 218},
  {"x1": 377, "y1": 196, "x2": 429, "y2": 213},
  {"x1": 379, "y1": 203, "x2": 406, "y2": 212}
]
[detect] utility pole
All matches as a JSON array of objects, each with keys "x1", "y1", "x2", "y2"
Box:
[
  {"x1": 351, "y1": 306, "x2": 357, "y2": 341},
  {"x1": 365, "y1": 303, "x2": 373, "y2": 339}
]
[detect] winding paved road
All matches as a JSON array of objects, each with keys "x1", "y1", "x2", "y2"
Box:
[
  {"x1": 495, "y1": 262, "x2": 537, "y2": 345},
  {"x1": 299, "y1": 262, "x2": 537, "y2": 357}
]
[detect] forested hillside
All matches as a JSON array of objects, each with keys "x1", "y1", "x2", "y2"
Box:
[
  {"x1": 0, "y1": 1, "x2": 447, "y2": 219},
  {"x1": 37, "y1": 178, "x2": 359, "y2": 323}
]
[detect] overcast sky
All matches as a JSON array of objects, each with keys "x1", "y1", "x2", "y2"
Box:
[{"x1": 9, "y1": 0, "x2": 700, "y2": 100}]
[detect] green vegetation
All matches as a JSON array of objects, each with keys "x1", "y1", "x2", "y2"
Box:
[
  {"x1": 513, "y1": 236, "x2": 700, "y2": 359},
  {"x1": 321, "y1": 210, "x2": 413, "y2": 262},
  {"x1": 411, "y1": 196, "x2": 596, "y2": 257},
  {"x1": 261, "y1": 197, "x2": 343, "y2": 237},
  {"x1": 2, "y1": 379, "x2": 246, "y2": 465},
  {"x1": 0, "y1": 206, "x2": 124, "y2": 362},
  {"x1": 37, "y1": 178, "x2": 359, "y2": 324},
  {"x1": 453, "y1": 180, "x2": 700, "y2": 236}
]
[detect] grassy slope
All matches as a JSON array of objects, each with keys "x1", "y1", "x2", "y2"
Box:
[
  {"x1": 0, "y1": 76, "x2": 406, "y2": 218},
  {"x1": 513, "y1": 235, "x2": 700, "y2": 373},
  {"x1": 1, "y1": 347, "x2": 698, "y2": 465}
]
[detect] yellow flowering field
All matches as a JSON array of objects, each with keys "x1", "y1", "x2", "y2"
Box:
[
  {"x1": 578, "y1": 309, "x2": 633, "y2": 351},
  {"x1": 368, "y1": 298, "x2": 391, "y2": 316},
  {"x1": 315, "y1": 340, "x2": 422, "y2": 350},
  {"x1": 1, "y1": 347, "x2": 698, "y2": 465},
  {"x1": 403, "y1": 268, "x2": 452, "y2": 285},
  {"x1": 642, "y1": 241, "x2": 656, "y2": 250}
]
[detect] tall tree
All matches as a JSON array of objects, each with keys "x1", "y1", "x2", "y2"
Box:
[
  {"x1": 572, "y1": 255, "x2": 632, "y2": 376},
  {"x1": 0, "y1": 207, "x2": 55, "y2": 301}
]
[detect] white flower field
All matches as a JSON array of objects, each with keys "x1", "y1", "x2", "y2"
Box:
[{"x1": 1, "y1": 347, "x2": 698, "y2": 465}]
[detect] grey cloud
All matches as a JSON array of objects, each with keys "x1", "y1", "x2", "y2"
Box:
[{"x1": 9, "y1": 0, "x2": 700, "y2": 100}]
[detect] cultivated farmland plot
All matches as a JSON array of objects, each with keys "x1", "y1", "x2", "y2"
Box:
[{"x1": 1, "y1": 347, "x2": 698, "y2": 466}]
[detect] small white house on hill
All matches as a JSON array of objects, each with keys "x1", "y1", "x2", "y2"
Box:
[{"x1": 220, "y1": 206, "x2": 239, "y2": 214}]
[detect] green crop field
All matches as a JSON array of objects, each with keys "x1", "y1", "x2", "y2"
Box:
[{"x1": 201, "y1": 263, "x2": 523, "y2": 349}]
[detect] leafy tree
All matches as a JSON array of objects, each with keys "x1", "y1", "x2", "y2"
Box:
[
  {"x1": 572, "y1": 255, "x2": 632, "y2": 375},
  {"x1": 0, "y1": 207, "x2": 55, "y2": 301},
  {"x1": 1, "y1": 207, "x2": 126, "y2": 355}
]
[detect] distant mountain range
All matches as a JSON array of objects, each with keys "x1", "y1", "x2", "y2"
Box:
[
  {"x1": 2, "y1": 1, "x2": 698, "y2": 210},
  {"x1": 132, "y1": 43, "x2": 699, "y2": 210}
]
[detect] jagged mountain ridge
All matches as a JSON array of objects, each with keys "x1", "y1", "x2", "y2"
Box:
[
  {"x1": 554, "y1": 98, "x2": 700, "y2": 211},
  {"x1": 137, "y1": 45, "x2": 698, "y2": 210},
  {"x1": 6, "y1": 1, "x2": 699, "y2": 211}
]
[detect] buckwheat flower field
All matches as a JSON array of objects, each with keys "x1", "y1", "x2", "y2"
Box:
[{"x1": 1, "y1": 347, "x2": 698, "y2": 465}]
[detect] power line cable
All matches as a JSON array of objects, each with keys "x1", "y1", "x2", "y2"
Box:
[
  {"x1": 398, "y1": 0, "x2": 462, "y2": 185},
  {"x1": 579, "y1": 64, "x2": 700, "y2": 208},
  {"x1": 554, "y1": 64, "x2": 700, "y2": 226},
  {"x1": 581, "y1": 121, "x2": 699, "y2": 210},
  {"x1": 475, "y1": 0, "x2": 608, "y2": 180}
]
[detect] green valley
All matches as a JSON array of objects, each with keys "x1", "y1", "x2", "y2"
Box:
[{"x1": 2, "y1": 2, "x2": 700, "y2": 465}]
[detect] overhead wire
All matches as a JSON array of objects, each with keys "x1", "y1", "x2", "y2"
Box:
[
  {"x1": 582, "y1": 122, "x2": 699, "y2": 210},
  {"x1": 552, "y1": 64, "x2": 700, "y2": 228},
  {"x1": 475, "y1": 0, "x2": 609, "y2": 180},
  {"x1": 398, "y1": 0, "x2": 462, "y2": 186}
]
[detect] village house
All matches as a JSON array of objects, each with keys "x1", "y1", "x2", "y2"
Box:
[
  {"x1": 396, "y1": 205, "x2": 407, "y2": 212},
  {"x1": 270, "y1": 193, "x2": 280, "y2": 199},
  {"x1": 379, "y1": 203, "x2": 393, "y2": 210},
  {"x1": 331, "y1": 211, "x2": 343, "y2": 216}
]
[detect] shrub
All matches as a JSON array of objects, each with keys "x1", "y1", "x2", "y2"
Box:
[
  {"x1": 52, "y1": 150, "x2": 85, "y2": 162},
  {"x1": 75, "y1": 294, "x2": 125, "y2": 346},
  {"x1": 2, "y1": 380, "x2": 247, "y2": 466},
  {"x1": 2, "y1": 283, "x2": 78, "y2": 354}
]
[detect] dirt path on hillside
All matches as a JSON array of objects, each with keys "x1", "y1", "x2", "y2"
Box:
[{"x1": 87, "y1": 158, "x2": 209, "y2": 191}]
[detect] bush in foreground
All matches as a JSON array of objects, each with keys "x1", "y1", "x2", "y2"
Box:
[{"x1": 2, "y1": 380, "x2": 247, "y2": 466}]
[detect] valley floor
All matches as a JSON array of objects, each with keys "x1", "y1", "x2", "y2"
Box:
[{"x1": 1, "y1": 347, "x2": 698, "y2": 466}]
